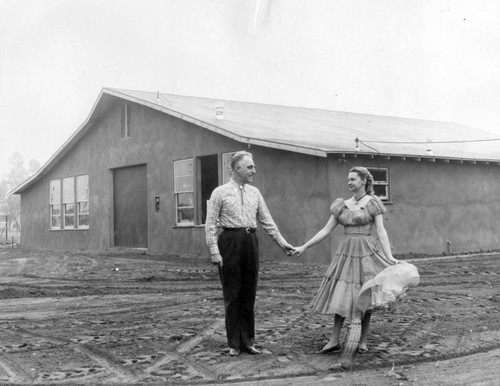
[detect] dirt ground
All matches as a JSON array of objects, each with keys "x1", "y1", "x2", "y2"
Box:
[{"x1": 0, "y1": 247, "x2": 499, "y2": 385}]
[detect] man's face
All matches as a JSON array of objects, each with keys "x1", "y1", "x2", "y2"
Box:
[{"x1": 235, "y1": 155, "x2": 256, "y2": 184}]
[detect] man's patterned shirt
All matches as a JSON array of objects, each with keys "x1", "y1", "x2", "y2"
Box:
[{"x1": 205, "y1": 178, "x2": 287, "y2": 255}]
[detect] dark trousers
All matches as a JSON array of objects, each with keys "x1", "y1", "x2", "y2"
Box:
[{"x1": 218, "y1": 230, "x2": 259, "y2": 349}]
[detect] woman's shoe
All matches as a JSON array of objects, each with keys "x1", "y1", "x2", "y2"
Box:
[{"x1": 316, "y1": 344, "x2": 341, "y2": 354}]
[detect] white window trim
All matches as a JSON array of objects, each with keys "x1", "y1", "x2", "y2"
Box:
[
  {"x1": 50, "y1": 204, "x2": 62, "y2": 229},
  {"x1": 76, "y1": 175, "x2": 90, "y2": 229},
  {"x1": 62, "y1": 177, "x2": 75, "y2": 229},
  {"x1": 49, "y1": 179, "x2": 62, "y2": 230},
  {"x1": 173, "y1": 151, "x2": 241, "y2": 227},
  {"x1": 174, "y1": 158, "x2": 195, "y2": 226},
  {"x1": 49, "y1": 175, "x2": 90, "y2": 230},
  {"x1": 367, "y1": 167, "x2": 390, "y2": 201}
]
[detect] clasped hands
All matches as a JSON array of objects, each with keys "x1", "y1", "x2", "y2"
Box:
[
  {"x1": 211, "y1": 243, "x2": 305, "y2": 267},
  {"x1": 283, "y1": 243, "x2": 306, "y2": 258}
]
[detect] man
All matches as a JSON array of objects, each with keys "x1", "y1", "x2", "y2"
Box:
[{"x1": 205, "y1": 151, "x2": 293, "y2": 357}]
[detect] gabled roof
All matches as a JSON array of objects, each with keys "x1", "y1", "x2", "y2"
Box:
[{"x1": 12, "y1": 87, "x2": 500, "y2": 194}]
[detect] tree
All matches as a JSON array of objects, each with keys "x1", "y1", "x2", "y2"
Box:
[{"x1": 0, "y1": 152, "x2": 40, "y2": 231}]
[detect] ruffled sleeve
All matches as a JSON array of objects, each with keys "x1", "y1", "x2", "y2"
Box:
[
  {"x1": 330, "y1": 198, "x2": 345, "y2": 219},
  {"x1": 366, "y1": 195, "x2": 386, "y2": 217}
]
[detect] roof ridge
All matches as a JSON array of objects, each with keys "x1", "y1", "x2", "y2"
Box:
[
  {"x1": 106, "y1": 87, "x2": 473, "y2": 128},
  {"x1": 11, "y1": 87, "x2": 499, "y2": 195}
]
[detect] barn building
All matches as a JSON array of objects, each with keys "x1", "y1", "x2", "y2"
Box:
[{"x1": 13, "y1": 88, "x2": 500, "y2": 263}]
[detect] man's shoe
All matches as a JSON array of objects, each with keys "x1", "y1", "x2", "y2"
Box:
[
  {"x1": 228, "y1": 348, "x2": 240, "y2": 357},
  {"x1": 242, "y1": 346, "x2": 262, "y2": 355}
]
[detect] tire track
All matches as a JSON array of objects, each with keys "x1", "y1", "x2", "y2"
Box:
[
  {"x1": 11, "y1": 317, "x2": 224, "y2": 384},
  {"x1": 10, "y1": 328, "x2": 140, "y2": 384},
  {"x1": 0, "y1": 355, "x2": 34, "y2": 384},
  {"x1": 177, "y1": 319, "x2": 225, "y2": 354},
  {"x1": 77, "y1": 344, "x2": 140, "y2": 383},
  {"x1": 137, "y1": 319, "x2": 226, "y2": 382},
  {"x1": 141, "y1": 352, "x2": 215, "y2": 382}
]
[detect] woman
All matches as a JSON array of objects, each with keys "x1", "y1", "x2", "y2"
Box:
[{"x1": 293, "y1": 166, "x2": 399, "y2": 353}]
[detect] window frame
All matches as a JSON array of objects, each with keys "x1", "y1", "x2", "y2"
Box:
[
  {"x1": 173, "y1": 151, "x2": 242, "y2": 227},
  {"x1": 49, "y1": 179, "x2": 62, "y2": 230},
  {"x1": 76, "y1": 174, "x2": 89, "y2": 229},
  {"x1": 49, "y1": 175, "x2": 90, "y2": 230},
  {"x1": 174, "y1": 158, "x2": 195, "y2": 226},
  {"x1": 62, "y1": 177, "x2": 76, "y2": 229},
  {"x1": 367, "y1": 167, "x2": 390, "y2": 201}
]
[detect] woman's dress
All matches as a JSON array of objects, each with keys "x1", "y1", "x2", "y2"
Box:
[{"x1": 310, "y1": 195, "x2": 396, "y2": 320}]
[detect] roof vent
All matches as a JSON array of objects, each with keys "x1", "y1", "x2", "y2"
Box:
[
  {"x1": 215, "y1": 101, "x2": 224, "y2": 120},
  {"x1": 426, "y1": 138, "x2": 433, "y2": 155}
]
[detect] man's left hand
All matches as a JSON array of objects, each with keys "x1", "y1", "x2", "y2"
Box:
[{"x1": 282, "y1": 243, "x2": 295, "y2": 257}]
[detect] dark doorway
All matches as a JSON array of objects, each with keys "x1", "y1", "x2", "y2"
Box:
[
  {"x1": 113, "y1": 164, "x2": 148, "y2": 248},
  {"x1": 197, "y1": 154, "x2": 219, "y2": 224}
]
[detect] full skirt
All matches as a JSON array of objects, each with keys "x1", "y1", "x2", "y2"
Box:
[{"x1": 310, "y1": 234, "x2": 395, "y2": 320}]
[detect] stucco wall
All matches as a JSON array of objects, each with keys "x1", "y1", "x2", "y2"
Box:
[
  {"x1": 19, "y1": 100, "x2": 332, "y2": 261},
  {"x1": 19, "y1": 98, "x2": 500, "y2": 261},
  {"x1": 20, "y1": 137, "x2": 92, "y2": 249},
  {"x1": 325, "y1": 156, "x2": 500, "y2": 256},
  {"x1": 246, "y1": 148, "x2": 330, "y2": 263}
]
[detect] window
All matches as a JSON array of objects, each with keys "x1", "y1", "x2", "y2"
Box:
[
  {"x1": 173, "y1": 151, "x2": 242, "y2": 226},
  {"x1": 49, "y1": 175, "x2": 89, "y2": 229},
  {"x1": 368, "y1": 167, "x2": 390, "y2": 201},
  {"x1": 174, "y1": 159, "x2": 195, "y2": 225},
  {"x1": 49, "y1": 179, "x2": 62, "y2": 229},
  {"x1": 76, "y1": 175, "x2": 89, "y2": 228},
  {"x1": 222, "y1": 152, "x2": 236, "y2": 184},
  {"x1": 120, "y1": 104, "x2": 131, "y2": 138},
  {"x1": 63, "y1": 177, "x2": 75, "y2": 228}
]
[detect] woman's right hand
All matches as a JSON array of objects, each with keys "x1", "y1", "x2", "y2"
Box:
[{"x1": 292, "y1": 245, "x2": 306, "y2": 257}]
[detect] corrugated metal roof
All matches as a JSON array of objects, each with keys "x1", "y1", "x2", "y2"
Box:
[{"x1": 12, "y1": 87, "x2": 500, "y2": 194}]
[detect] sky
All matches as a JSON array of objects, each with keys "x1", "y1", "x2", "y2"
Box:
[{"x1": 1, "y1": 0, "x2": 500, "y2": 179}]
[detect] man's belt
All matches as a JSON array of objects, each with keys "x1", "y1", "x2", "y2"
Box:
[{"x1": 223, "y1": 227, "x2": 257, "y2": 234}]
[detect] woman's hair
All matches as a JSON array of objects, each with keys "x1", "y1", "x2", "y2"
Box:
[
  {"x1": 231, "y1": 150, "x2": 253, "y2": 171},
  {"x1": 349, "y1": 166, "x2": 374, "y2": 195}
]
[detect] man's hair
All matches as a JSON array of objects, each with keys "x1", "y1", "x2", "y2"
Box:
[{"x1": 231, "y1": 151, "x2": 253, "y2": 171}]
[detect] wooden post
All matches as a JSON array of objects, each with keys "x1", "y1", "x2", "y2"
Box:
[{"x1": 4, "y1": 215, "x2": 7, "y2": 242}]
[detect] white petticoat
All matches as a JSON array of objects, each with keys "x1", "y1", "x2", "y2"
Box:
[{"x1": 356, "y1": 261, "x2": 420, "y2": 313}]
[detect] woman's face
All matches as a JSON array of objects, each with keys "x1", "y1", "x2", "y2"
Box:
[{"x1": 348, "y1": 172, "x2": 365, "y2": 192}]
